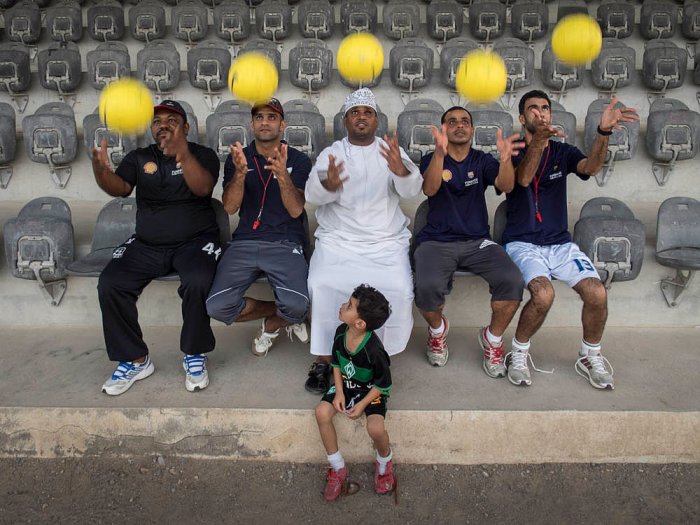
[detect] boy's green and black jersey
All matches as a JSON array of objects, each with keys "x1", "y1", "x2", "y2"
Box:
[{"x1": 330, "y1": 323, "x2": 392, "y2": 396}]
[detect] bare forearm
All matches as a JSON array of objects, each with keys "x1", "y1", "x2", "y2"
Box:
[
  {"x1": 222, "y1": 173, "x2": 245, "y2": 214},
  {"x1": 422, "y1": 152, "x2": 446, "y2": 196},
  {"x1": 579, "y1": 135, "x2": 609, "y2": 176},
  {"x1": 92, "y1": 164, "x2": 131, "y2": 197},
  {"x1": 356, "y1": 387, "x2": 383, "y2": 411},
  {"x1": 516, "y1": 141, "x2": 547, "y2": 187},
  {"x1": 276, "y1": 173, "x2": 305, "y2": 218},
  {"x1": 495, "y1": 159, "x2": 516, "y2": 193}
]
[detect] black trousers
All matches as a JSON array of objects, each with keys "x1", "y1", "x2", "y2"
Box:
[{"x1": 97, "y1": 233, "x2": 221, "y2": 362}]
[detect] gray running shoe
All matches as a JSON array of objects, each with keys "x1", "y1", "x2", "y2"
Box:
[
  {"x1": 479, "y1": 327, "x2": 506, "y2": 378},
  {"x1": 506, "y1": 350, "x2": 531, "y2": 386},
  {"x1": 102, "y1": 356, "x2": 155, "y2": 396},
  {"x1": 575, "y1": 352, "x2": 614, "y2": 390}
]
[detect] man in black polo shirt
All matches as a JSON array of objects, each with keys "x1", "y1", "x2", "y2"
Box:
[
  {"x1": 206, "y1": 99, "x2": 312, "y2": 356},
  {"x1": 415, "y1": 106, "x2": 525, "y2": 375},
  {"x1": 92, "y1": 100, "x2": 222, "y2": 396},
  {"x1": 502, "y1": 90, "x2": 639, "y2": 389}
]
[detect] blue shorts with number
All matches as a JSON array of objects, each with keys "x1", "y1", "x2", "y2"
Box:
[{"x1": 504, "y1": 241, "x2": 600, "y2": 288}]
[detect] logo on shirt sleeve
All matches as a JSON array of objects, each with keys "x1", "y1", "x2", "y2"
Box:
[
  {"x1": 143, "y1": 162, "x2": 157, "y2": 175},
  {"x1": 441, "y1": 169, "x2": 453, "y2": 182}
]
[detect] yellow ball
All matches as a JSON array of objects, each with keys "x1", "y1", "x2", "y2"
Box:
[
  {"x1": 99, "y1": 78, "x2": 154, "y2": 134},
  {"x1": 228, "y1": 52, "x2": 278, "y2": 105},
  {"x1": 551, "y1": 14, "x2": 602, "y2": 65},
  {"x1": 455, "y1": 50, "x2": 508, "y2": 104},
  {"x1": 337, "y1": 33, "x2": 384, "y2": 84}
]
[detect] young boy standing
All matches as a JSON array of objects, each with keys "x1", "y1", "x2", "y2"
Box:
[{"x1": 314, "y1": 284, "x2": 395, "y2": 501}]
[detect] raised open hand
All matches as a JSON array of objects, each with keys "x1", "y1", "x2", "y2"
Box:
[
  {"x1": 264, "y1": 143, "x2": 288, "y2": 179},
  {"x1": 320, "y1": 154, "x2": 347, "y2": 192},
  {"x1": 230, "y1": 141, "x2": 248, "y2": 176},
  {"x1": 380, "y1": 131, "x2": 410, "y2": 176},
  {"x1": 496, "y1": 129, "x2": 526, "y2": 162},
  {"x1": 599, "y1": 96, "x2": 640, "y2": 132},
  {"x1": 431, "y1": 124, "x2": 449, "y2": 156}
]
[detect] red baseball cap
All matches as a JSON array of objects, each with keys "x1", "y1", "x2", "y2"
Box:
[{"x1": 251, "y1": 98, "x2": 284, "y2": 119}]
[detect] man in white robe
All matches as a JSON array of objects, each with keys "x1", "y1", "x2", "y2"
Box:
[{"x1": 304, "y1": 88, "x2": 423, "y2": 393}]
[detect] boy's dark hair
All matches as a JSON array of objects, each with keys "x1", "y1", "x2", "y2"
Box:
[
  {"x1": 352, "y1": 284, "x2": 392, "y2": 331},
  {"x1": 440, "y1": 106, "x2": 473, "y2": 125},
  {"x1": 518, "y1": 90, "x2": 551, "y2": 116}
]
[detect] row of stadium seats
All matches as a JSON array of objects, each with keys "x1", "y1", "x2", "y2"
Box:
[
  {"x1": 2, "y1": 0, "x2": 699, "y2": 44},
  {"x1": 1, "y1": 95, "x2": 698, "y2": 190},
  {"x1": 4, "y1": 194, "x2": 699, "y2": 308}
]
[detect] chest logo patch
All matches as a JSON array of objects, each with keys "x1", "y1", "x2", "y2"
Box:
[
  {"x1": 441, "y1": 169, "x2": 453, "y2": 182},
  {"x1": 343, "y1": 361, "x2": 356, "y2": 379},
  {"x1": 467, "y1": 171, "x2": 475, "y2": 179},
  {"x1": 143, "y1": 162, "x2": 157, "y2": 175}
]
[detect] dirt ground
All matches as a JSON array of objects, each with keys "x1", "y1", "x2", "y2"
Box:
[{"x1": 0, "y1": 458, "x2": 698, "y2": 524}]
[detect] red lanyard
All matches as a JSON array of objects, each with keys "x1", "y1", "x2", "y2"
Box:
[
  {"x1": 252, "y1": 156, "x2": 274, "y2": 230},
  {"x1": 532, "y1": 144, "x2": 551, "y2": 223}
]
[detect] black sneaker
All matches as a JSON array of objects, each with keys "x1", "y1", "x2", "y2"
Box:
[{"x1": 305, "y1": 362, "x2": 331, "y2": 394}]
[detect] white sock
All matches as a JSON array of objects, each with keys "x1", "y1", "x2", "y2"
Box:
[
  {"x1": 581, "y1": 339, "x2": 602, "y2": 357},
  {"x1": 376, "y1": 448, "x2": 392, "y2": 475},
  {"x1": 512, "y1": 337, "x2": 530, "y2": 353},
  {"x1": 327, "y1": 450, "x2": 345, "y2": 471},
  {"x1": 485, "y1": 327, "x2": 503, "y2": 346},
  {"x1": 429, "y1": 319, "x2": 445, "y2": 336}
]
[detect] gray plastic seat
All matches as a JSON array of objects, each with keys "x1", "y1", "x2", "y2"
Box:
[
  {"x1": 572, "y1": 197, "x2": 645, "y2": 288},
  {"x1": 87, "y1": 0, "x2": 125, "y2": 41},
  {"x1": 21, "y1": 102, "x2": 78, "y2": 188},
  {"x1": 255, "y1": 1, "x2": 293, "y2": 42},
  {"x1": 0, "y1": 43, "x2": 31, "y2": 112},
  {"x1": 173, "y1": 0, "x2": 209, "y2": 45},
  {"x1": 46, "y1": 0, "x2": 83, "y2": 42},
  {"x1": 550, "y1": 100, "x2": 577, "y2": 147},
  {"x1": 129, "y1": 1, "x2": 167, "y2": 42},
  {"x1": 591, "y1": 39, "x2": 636, "y2": 94},
  {"x1": 213, "y1": 1, "x2": 251, "y2": 44},
  {"x1": 427, "y1": 0, "x2": 463, "y2": 42},
  {"x1": 389, "y1": 38, "x2": 433, "y2": 93},
  {"x1": 239, "y1": 39, "x2": 282, "y2": 73},
  {"x1": 397, "y1": 99, "x2": 443, "y2": 163},
  {"x1": 468, "y1": 1, "x2": 506, "y2": 42},
  {"x1": 494, "y1": 38, "x2": 535, "y2": 107},
  {"x1": 511, "y1": 0, "x2": 548, "y2": 42},
  {"x1": 541, "y1": 41, "x2": 583, "y2": 95},
  {"x1": 86, "y1": 42, "x2": 131, "y2": 90},
  {"x1": 696, "y1": 41, "x2": 700, "y2": 86},
  {"x1": 340, "y1": 0, "x2": 377, "y2": 35},
  {"x1": 655, "y1": 197, "x2": 700, "y2": 307},
  {"x1": 0, "y1": 102, "x2": 16, "y2": 189},
  {"x1": 66, "y1": 198, "x2": 136, "y2": 278},
  {"x1": 83, "y1": 108, "x2": 139, "y2": 167},
  {"x1": 3, "y1": 197, "x2": 74, "y2": 306},
  {"x1": 288, "y1": 39, "x2": 333, "y2": 92},
  {"x1": 37, "y1": 42, "x2": 82, "y2": 98},
  {"x1": 642, "y1": 40, "x2": 686, "y2": 94},
  {"x1": 469, "y1": 104, "x2": 514, "y2": 160},
  {"x1": 682, "y1": 1, "x2": 700, "y2": 40},
  {"x1": 206, "y1": 100, "x2": 253, "y2": 161},
  {"x1": 282, "y1": 99, "x2": 326, "y2": 162},
  {"x1": 187, "y1": 40, "x2": 231, "y2": 110},
  {"x1": 146, "y1": 100, "x2": 199, "y2": 146},
  {"x1": 597, "y1": 1, "x2": 635, "y2": 39},
  {"x1": 646, "y1": 98, "x2": 700, "y2": 186},
  {"x1": 382, "y1": 0, "x2": 420, "y2": 40},
  {"x1": 5, "y1": 1, "x2": 41, "y2": 45},
  {"x1": 137, "y1": 41, "x2": 181, "y2": 95},
  {"x1": 640, "y1": 0, "x2": 677, "y2": 39},
  {"x1": 298, "y1": 0, "x2": 334, "y2": 39},
  {"x1": 583, "y1": 98, "x2": 640, "y2": 186},
  {"x1": 332, "y1": 104, "x2": 389, "y2": 141}
]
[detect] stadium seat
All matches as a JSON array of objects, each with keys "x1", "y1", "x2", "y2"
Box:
[
  {"x1": 426, "y1": 0, "x2": 463, "y2": 43},
  {"x1": 5, "y1": 0, "x2": 41, "y2": 45},
  {"x1": 541, "y1": 41, "x2": 583, "y2": 97},
  {"x1": 493, "y1": 38, "x2": 535, "y2": 108},
  {"x1": 682, "y1": 1, "x2": 700, "y2": 40},
  {"x1": 3, "y1": 197, "x2": 74, "y2": 306},
  {"x1": 129, "y1": 0, "x2": 167, "y2": 42},
  {"x1": 37, "y1": 42, "x2": 82, "y2": 101},
  {"x1": 137, "y1": 40, "x2": 181, "y2": 97},
  {"x1": 469, "y1": 104, "x2": 514, "y2": 159},
  {"x1": 511, "y1": 0, "x2": 549, "y2": 42},
  {"x1": 0, "y1": 102, "x2": 16, "y2": 189},
  {"x1": 282, "y1": 99, "x2": 326, "y2": 162},
  {"x1": 239, "y1": 39, "x2": 283, "y2": 73},
  {"x1": 655, "y1": 197, "x2": 700, "y2": 307},
  {"x1": 213, "y1": 0, "x2": 252, "y2": 45},
  {"x1": 297, "y1": 0, "x2": 334, "y2": 39},
  {"x1": 340, "y1": 0, "x2": 377, "y2": 35},
  {"x1": 288, "y1": 39, "x2": 333, "y2": 92},
  {"x1": 389, "y1": 38, "x2": 433, "y2": 94},
  {"x1": 468, "y1": 0, "x2": 506, "y2": 42},
  {"x1": 66, "y1": 198, "x2": 136, "y2": 278},
  {"x1": 83, "y1": 108, "x2": 139, "y2": 166},
  {"x1": 187, "y1": 40, "x2": 232, "y2": 111},
  {"x1": 645, "y1": 98, "x2": 700, "y2": 186},
  {"x1": 87, "y1": 0, "x2": 125, "y2": 41},
  {"x1": 46, "y1": 0, "x2": 83, "y2": 42},
  {"x1": 583, "y1": 98, "x2": 640, "y2": 186},
  {"x1": 573, "y1": 197, "x2": 645, "y2": 288},
  {"x1": 206, "y1": 100, "x2": 253, "y2": 161},
  {"x1": 0, "y1": 43, "x2": 31, "y2": 112},
  {"x1": 556, "y1": 1, "x2": 589, "y2": 21},
  {"x1": 21, "y1": 102, "x2": 78, "y2": 188},
  {"x1": 639, "y1": 0, "x2": 677, "y2": 39},
  {"x1": 695, "y1": 41, "x2": 700, "y2": 86},
  {"x1": 172, "y1": 0, "x2": 209, "y2": 45},
  {"x1": 642, "y1": 40, "x2": 687, "y2": 95},
  {"x1": 86, "y1": 42, "x2": 131, "y2": 90},
  {"x1": 597, "y1": 0, "x2": 635, "y2": 39},
  {"x1": 439, "y1": 37, "x2": 479, "y2": 90},
  {"x1": 591, "y1": 39, "x2": 636, "y2": 94},
  {"x1": 382, "y1": 0, "x2": 420, "y2": 40},
  {"x1": 396, "y1": 98, "x2": 443, "y2": 163},
  {"x1": 550, "y1": 100, "x2": 577, "y2": 147},
  {"x1": 146, "y1": 100, "x2": 199, "y2": 146},
  {"x1": 255, "y1": 0, "x2": 293, "y2": 42},
  {"x1": 332, "y1": 104, "x2": 389, "y2": 141}
]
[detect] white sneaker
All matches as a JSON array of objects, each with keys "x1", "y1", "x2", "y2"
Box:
[
  {"x1": 575, "y1": 351, "x2": 614, "y2": 390},
  {"x1": 252, "y1": 319, "x2": 280, "y2": 357},
  {"x1": 102, "y1": 356, "x2": 155, "y2": 396},
  {"x1": 182, "y1": 354, "x2": 209, "y2": 392},
  {"x1": 285, "y1": 322, "x2": 310, "y2": 344}
]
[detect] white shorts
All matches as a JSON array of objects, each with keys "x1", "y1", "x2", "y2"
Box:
[{"x1": 504, "y1": 241, "x2": 600, "y2": 288}]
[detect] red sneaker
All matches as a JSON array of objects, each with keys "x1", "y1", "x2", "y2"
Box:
[
  {"x1": 375, "y1": 460, "x2": 395, "y2": 495},
  {"x1": 323, "y1": 467, "x2": 347, "y2": 501}
]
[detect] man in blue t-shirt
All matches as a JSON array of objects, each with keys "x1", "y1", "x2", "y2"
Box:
[
  {"x1": 206, "y1": 99, "x2": 313, "y2": 356},
  {"x1": 502, "y1": 90, "x2": 639, "y2": 390},
  {"x1": 416, "y1": 106, "x2": 525, "y2": 376}
]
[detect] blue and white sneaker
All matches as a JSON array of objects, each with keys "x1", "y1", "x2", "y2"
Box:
[
  {"x1": 183, "y1": 353, "x2": 209, "y2": 392},
  {"x1": 102, "y1": 356, "x2": 155, "y2": 396}
]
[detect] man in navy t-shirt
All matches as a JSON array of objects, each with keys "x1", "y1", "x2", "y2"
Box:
[
  {"x1": 206, "y1": 99, "x2": 312, "y2": 356},
  {"x1": 415, "y1": 106, "x2": 525, "y2": 377},
  {"x1": 502, "y1": 90, "x2": 638, "y2": 390}
]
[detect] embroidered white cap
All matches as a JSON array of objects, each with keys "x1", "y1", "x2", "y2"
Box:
[{"x1": 343, "y1": 88, "x2": 377, "y2": 115}]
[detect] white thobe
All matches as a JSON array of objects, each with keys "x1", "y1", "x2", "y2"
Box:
[{"x1": 305, "y1": 137, "x2": 423, "y2": 356}]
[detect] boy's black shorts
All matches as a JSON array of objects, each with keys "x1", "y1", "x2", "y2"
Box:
[{"x1": 321, "y1": 385, "x2": 387, "y2": 418}]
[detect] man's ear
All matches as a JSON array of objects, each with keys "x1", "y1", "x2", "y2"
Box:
[
  {"x1": 518, "y1": 114, "x2": 525, "y2": 127},
  {"x1": 279, "y1": 120, "x2": 286, "y2": 133},
  {"x1": 183, "y1": 121, "x2": 190, "y2": 137}
]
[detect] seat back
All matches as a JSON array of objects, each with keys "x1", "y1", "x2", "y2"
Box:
[
  {"x1": 541, "y1": 41, "x2": 583, "y2": 92},
  {"x1": 173, "y1": 0, "x2": 209, "y2": 44},
  {"x1": 298, "y1": 0, "x2": 334, "y2": 39},
  {"x1": 655, "y1": 197, "x2": 700, "y2": 270},
  {"x1": 288, "y1": 39, "x2": 333, "y2": 91},
  {"x1": 511, "y1": 1, "x2": 548, "y2": 42},
  {"x1": 469, "y1": 104, "x2": 514, "y2": 159},
  {"x1": 645, "y1": 98, "x2": 700, "y2": 162},
  {"x1": 0, "y1": 102, "x2": 17, "y2": 165},
  {"x1": 389, "y1": 37, "x2": 433, "y2": 91},
  {"x1": 382, "y1": 0, "x2": 420, "y2": 40},
  {"x1": 682, "y1": 1, "x2": 700, "y2": 40},
  {"x1": 129, "y1": 0, "x2": 167, "y2": 42},
  {"x1": 591, "y1": 39, "x2": 636, "y2": 91},
  {"x1": 239, "y1": 39, "x2": 283, "y2": 73},
  {"x1": 0, "y1": 43, "x2": 31, "y2": 93},
  {"x1": 396, "y1": 98, "x2": 443, "y2": 163},
  {"x1": 340, "y1": 0, "x2": 377, "y2": 35},
  {"x1": 46, "y1": 0, "x2": 82, "y2": 42},
  {"x1": 493, "y1": 38, "x2": 535, "y2": 91},
  {"x1": 597, "y1": 1, "x2": 635, "y2": 39},
  {"x1": 427, "y1": 0, "x2": 463, "y2": 42},
  {"x1": 642, "y1": 40, "x2": 687, "y2": 92},
  {"x1": 468, "y1": 1, "x2": 506, "y2": 41},
  {"x1": 137, "y1": 40, "x2": 181, "y2": 93},
  {"x1": 255, "y1": 0, "x2": 292, "y2": 41},
  {"x1": 6, "y1": 0, "x2": 41, "y2": 44},
  {"x1": 549, "y1": 100, "x2": 577, "y2": 146},
  {"x1": 640, "y1": 0, "x2": 677, "y2": 39},
  {"x1": 187, "y1": 40, "x2": 231, "y2": 92},
  {"x1": 583, "y1": 98, "x2": 640, "y2": 162},
  {"x1": 87, "y1": 0, "x2": 125, "y2": 41},
  {"x1": 37, "y1": 42, "x2": 82, "y2": 94},
  {"x1": 206, "y1": 100, "x2": 253, "y2": 161},
  {"x1": 86, "y1": 41, "x2": 131, "y2": 89},
  {"x1": 22, "y1": 102, "x2": 78, "y2": 165},
  {"x1": 282, "y1": 99, "x2": 326, "y2": 162},
  {"x1": 213, "y1": 1, "x2": 251, "y2": 43}
]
